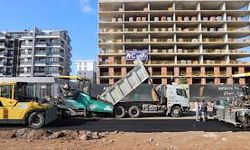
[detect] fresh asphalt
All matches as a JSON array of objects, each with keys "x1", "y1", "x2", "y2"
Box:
[{"x1": 0, "y1": 112, "x2": 247, "y2": 132}]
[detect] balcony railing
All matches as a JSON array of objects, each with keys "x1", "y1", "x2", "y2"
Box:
[
  {"x1": 20, "y1": 61, "x2": 32, "y2": 65},
  {"x1": 21, "y1": 43, "x2": 33, "y2": 47},
  {"x1": 36, "y1": 42, "x2": 47, "y2": 46},
  {"x1": 152, "y1": 72, "x2": 162, "y2": 76},
  {"x1": 205, "y1": 71, "x2": 214, "y2": 76},
  {"x1": 192, "y1": 71, "x2": 200, "y2": 76},
  {"x1": 35, "y1": 60, "x2": 46, "y2": 65},
  {"x1": 35, "y1": 51, "x2": 47, "y2": 55},
  {"x1": 100, "y1": 72, "x2": 109, "y2": 76}
]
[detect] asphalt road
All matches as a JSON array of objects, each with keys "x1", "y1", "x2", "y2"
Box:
[{"x1": 0, "y1": 116, "x2": 246, "y2": 132}]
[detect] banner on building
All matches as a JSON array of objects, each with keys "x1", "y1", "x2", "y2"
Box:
[{"x1": 125, "y1": 50, "x2": 148, "y2": 61}]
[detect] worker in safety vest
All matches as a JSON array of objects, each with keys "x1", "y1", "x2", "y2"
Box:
[{"x1": 200, "y1": 100, "x2": 208, "y2": 122}]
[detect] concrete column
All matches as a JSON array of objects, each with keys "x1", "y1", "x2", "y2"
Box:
[
  {"x1": 121, "y1": 67, "x2": 126, "y2": 76},
  {"x1": 201, "y1": 78, "x2": 206, "y2": 85},
  {"x1": 239, "y1": 67, "x2": 245, "y2": 73},
  {"x1": 239, "y1": 67, "x2": 245, "y2": 85},
  {"x1": 227, "y1": 67, "x2": 232, "y2": 76},
  {"x1": 214, "y1": 67, "x2": 220, "y2": 76},
  {"x1": 108, "y1": 56, "x2": 114, "y2": 64},
  {"x1": 227, "y1": 78, "x2": 233, "y2": 85},
  {"x1": 174, "y1": 56, "x2": 178, "y2": 64},
  {"x1": 175, "y1": 78, "x2": 179, "y2": 84},
  {"x1": 161, "y1": 67, "x2": 167, "y2": 76},
  {"x1": 121, "y1": 56, "x2": 126, "y2": 64},
  {"x1": 174, "y1": 67, "x2": 179, "y2": 77},
  {"x1": 109, "y1": 79, "x2": 114, "y2": 84},
  {"x1": 214, "y1": 78, "x2": 220, "y2": 85},
  {"x1": 109, "y1": 67, "x2": 114, "y2": 76},
  {"x1": 186, "y1": 67, "x2": 192, "y2": 76},
  {"x1": 196, "y1": 2, "x2": 200, "y2": 11},
  {"x1": 201, "y1": 67, "x2": 205, "y2": 76},
  {"x1": 187, "y1": 78, "x2": 192, "y2": 84},
  {"x1": 224, "y1": 34, "x2": 228, "y2": 42},
  {"x1": 162, "y1": 78, "x2": 167, "y2": 84}
]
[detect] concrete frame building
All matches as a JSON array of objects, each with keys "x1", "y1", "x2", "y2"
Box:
[
  {"x1": 98, "y1": 0, "x2": 250, "y2": 85},
  {"x1": 0, "y1": 28, "x2": 71, "y2": 77},
  {"x1": 75, "y1": 60, "x2": 97, "y2": 82}
]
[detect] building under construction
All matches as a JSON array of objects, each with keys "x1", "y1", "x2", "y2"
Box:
[{"x1": 98, "y1": 0, "x2": 250, "y2": 85}]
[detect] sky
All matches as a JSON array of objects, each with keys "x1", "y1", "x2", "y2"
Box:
[{"x1": 0, "y1": 0, "x2": 98, "y2": 73}]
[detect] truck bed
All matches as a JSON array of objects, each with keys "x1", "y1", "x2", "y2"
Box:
[{"x1": 98, "y1": 62, "x2": 150, "y2": 105}]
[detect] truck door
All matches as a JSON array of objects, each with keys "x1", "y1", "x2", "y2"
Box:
[{"x1": 167, "y1": 85, "x2": 189, "y2": 107}]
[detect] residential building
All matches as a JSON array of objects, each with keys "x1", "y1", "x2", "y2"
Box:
[
  {"x1": 75, "y1": 60, "x2": 97, "y2": 82},
  {"x1": 98, "y1": 0, "x2": 250, "y2": 85},
  {"x1": 0, "y1": 27, "x2": 71, "y2": 77}
]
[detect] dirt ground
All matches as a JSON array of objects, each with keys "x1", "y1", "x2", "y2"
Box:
[{"x1": 0, "y1": 129, "x2": 250, "y2": 150}]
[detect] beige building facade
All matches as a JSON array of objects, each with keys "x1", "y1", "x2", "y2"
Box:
[{"x1": 98, "y1": 0, "x2": 250, "y2": 85}]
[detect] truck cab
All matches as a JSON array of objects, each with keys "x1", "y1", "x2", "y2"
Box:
[{"x1": 165, "y1": 85, "x2": 190, "y2": 117}]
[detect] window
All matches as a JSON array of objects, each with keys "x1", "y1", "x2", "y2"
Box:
[
  {"x1": 0, "y1": 85, "x2": 13, "y2": 99},
  {"x1": 176, "y1": 88, "x2": 187, "y2": 98}
]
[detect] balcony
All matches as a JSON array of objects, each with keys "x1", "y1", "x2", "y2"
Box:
[
  {"x1": 47, "y1": 61, "x2": 64, "y2": 66},
  {"x1": 100, "y1": 28, "x2": 123, "y2": 33},
  {"x1": 34, "y1": 71, "x2": 46, "y2": 76},
  {"x1": 152, "y1": 72, "x2": 162, "y2": 76},
  {"x1": 48, "y1": 52, "x2": 64, "y2": 57},
  {"x1": 20, "y1": 61, "x2": 32, "y2": 66},
  {"x1": 21, "y1": 33, "x2": 33, "y2": 38},
  {"x1": 205, "y1": 71, "x2": 214, "y2": 76},
  {"x1": 100, "y1": 72, "x2": 109, "y2": 77},
  {"x1": 20, "y1": 52, "x2": 32, "y2": 57},
  {"x1": 34, "y1": 60, "x2": 46, "y2": 66},
  {"x1": 21, "y1": 43, "x2": 33, "y2": 48},
  {"x1": 0, "y1": 43, "x2": 5, "y2": 48},
  {"x1": 203, "y1": 38, "x2": 224, "y2": 43},
  {"x1": 124, "y1": 28, "x2": 147, "y2": 33},
  {"x1": 36, "y1": 42, "x2": 47, "y2": 47},
  {"x1": 192, "y1": 71, "x2": 200, "y2": 76},
  {"x1": 0, "y1": 61, "x2": 6, "y2": 66},
  {"x1": 19, "y1": 71, "x2": 32, "y2": 76},
  {"x1": 0, "y1": 52, "x2": 7, "y2": 57},
  {"x1": 35, "y1": 51, "x2": 47, "y2": 56}
]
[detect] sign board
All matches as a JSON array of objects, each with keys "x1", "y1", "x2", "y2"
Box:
[
  {"x1": 189, "y1": 84, "x2": 243, "y2": 101},
  {"x1": 125, "y1": 50, "x2": 148, "y2": 61}
]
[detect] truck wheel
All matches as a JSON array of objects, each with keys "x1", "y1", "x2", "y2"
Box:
[
  {"x1": 171, "y1": 106, "x2": 182, "y2": 117},
  {"x1": 28, "y1": 112, "x2": 45, "y2": 128},
  {"x1": 128, "y1": 106, "x2": 141, "y2": 118},
  {"x1": 114, "y1": 106, "x2": 126, "y2": 118}
]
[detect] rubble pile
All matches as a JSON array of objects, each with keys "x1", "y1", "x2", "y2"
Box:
[{"x1": 2, "y1": 128, "x2": 114, "y2": 141}]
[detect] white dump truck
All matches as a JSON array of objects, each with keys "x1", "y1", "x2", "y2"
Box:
[{"x1": 95, "y1": 61, "x2": 190, "y2": 118}]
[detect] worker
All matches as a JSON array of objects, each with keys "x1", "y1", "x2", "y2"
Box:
[
  {"x1": 194, "y1": 99, "x2": 200, "y2": 121},
  {"x1": 200, "y1": 100, "x2": 208, "y2": 122}
]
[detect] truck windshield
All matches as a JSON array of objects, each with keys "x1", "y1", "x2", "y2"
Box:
[{"x1": 176, "y1": 88, "x2": 187, "y2": 98}]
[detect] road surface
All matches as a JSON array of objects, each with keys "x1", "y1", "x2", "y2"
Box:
[{"x1": 0, "y1": 116, "x2": 245, "y2": 132}]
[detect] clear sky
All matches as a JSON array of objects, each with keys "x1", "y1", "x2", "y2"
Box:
[{"x1": 0, "y1": 0, "x2": 98, "y2": 73}]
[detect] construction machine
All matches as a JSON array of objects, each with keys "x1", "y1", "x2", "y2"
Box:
[
  {"x1": 0, "y1": 82, "x2": 57, "y2": 128},
  {"x1": 55, "y1": 76, "x2": 113, "y2": 117},
  {"x1": 214, "y1": 73, "x2": 250, "y2": 128}
]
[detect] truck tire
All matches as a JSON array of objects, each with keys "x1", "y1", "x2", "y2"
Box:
[
  {"x1": 128, "y1": 106, "x2": 141, "y2": 118},
  {"x1": 171, "y1": 106, "x2": 182, "y2": 117},
  {"x1": 28, "y1": 112, "x2": 45, "y2": 128},
  {"x1": 114, "y1": 106, "x2": 126, "y2": 118}
]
